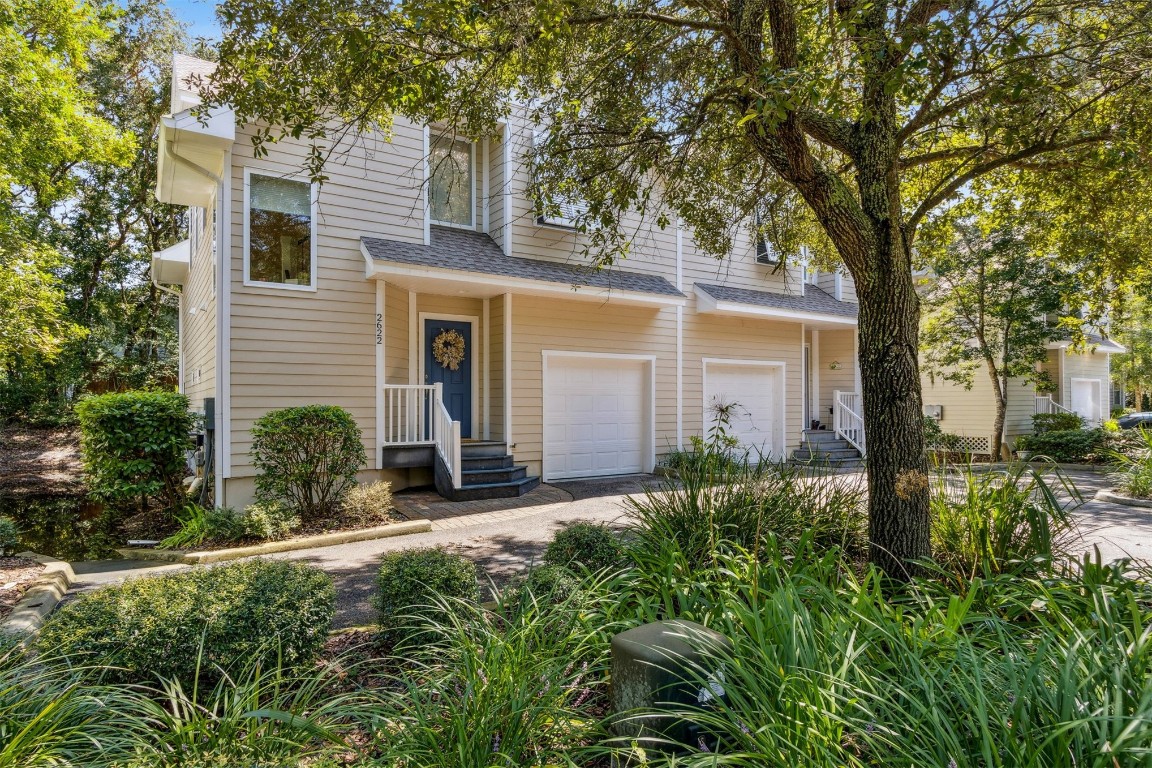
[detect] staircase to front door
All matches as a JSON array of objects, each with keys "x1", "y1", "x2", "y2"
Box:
[
  {"x1": 790, "y1": 430, "x2": 864, "y2": 469},
  {"x1": 434, "y1": 441, "x2": 540, "y2": 502}
]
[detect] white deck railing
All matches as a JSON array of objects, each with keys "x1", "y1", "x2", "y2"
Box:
[
  {"x1": 382, "y1": 383, "x2": 461, "y2": 488},
  {"x1": 833, "y1": 390, "x2": 866, "y2": 455},
  {"x1": 1034, "y1": 395, "x2": 1075, "y2": 417}
]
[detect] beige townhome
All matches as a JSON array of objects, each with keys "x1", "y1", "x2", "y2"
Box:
[
  {"x1": 153, "y1": 55, "x2": 866, "y2": 507},
  {"x1": 920, "y1": 329, "x2": 1124, "y2": 455}
]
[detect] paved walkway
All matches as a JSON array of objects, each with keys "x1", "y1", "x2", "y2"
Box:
[{"x1": 64, "y1": 470, "x2": 1152, "y2": 630}]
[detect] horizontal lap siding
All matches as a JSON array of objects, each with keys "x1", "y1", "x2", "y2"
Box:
[
  {"x1": 683, "y1": 306, "x2": 805, "y2": 456},
  {"x1": 920, "y1": 370, "x2": 1037, "y2": 440},
  {"x1": 816, "y1": 330, "x2": 856, "y2": 423},
  {"x1": 183, "y1": 207, "x2": 217, "y2": 412},
  {"x1": 384, "y1": 283, "x2": 409, "y2": 385},
  {"x1": 489, "y1": 294, "x2": 505, "y2": 441},
  {"x1": 227, "y1": 123, "x2": 427, "y2": 479},
  {"x1": 510, "y1": 295, "x2": 678, "y2": 476}
]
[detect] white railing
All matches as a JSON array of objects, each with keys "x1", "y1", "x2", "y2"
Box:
[
  {"x1": 433, "y1": 389, "x2": 462, "y2": 489},
  {"x1": 833, "y1": 390, "x2": 866, "y2": 455},
  {"x1": 1034, "y1": 395, "x2": 1075, "y2": 416},
  {"x1": 382, "y1": 383, "x2": 461, "y2": 488},
  {"x1": 381, "y1": 385, "x2": 437, "y2": 444}
]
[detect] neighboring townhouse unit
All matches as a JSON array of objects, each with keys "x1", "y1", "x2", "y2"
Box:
[
  {"x1": 920, "y1": 329, "x2": 1124, "y2": 455},
  {"x1": 154, "y1": 55, "x2": 865, "y2": 508}
]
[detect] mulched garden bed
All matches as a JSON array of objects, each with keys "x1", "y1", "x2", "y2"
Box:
[
  {"x1": 0, "y1": 427, "x2": 85, "y2": 498},
  {"x1": 0, "y1": 557, "x2": 46, "y2": 621}
]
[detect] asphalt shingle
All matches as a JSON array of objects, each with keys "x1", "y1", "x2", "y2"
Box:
[
  {"x1": 362, "y1": 226, "x2": 683, "y2": 298},
  {"x1": 696, "y1": 282, "x2": 858, "y2": 319}
]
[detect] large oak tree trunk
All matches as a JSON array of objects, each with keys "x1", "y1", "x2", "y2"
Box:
[{"x1": 855, "y1": 244, "x2": 932, "y2": 578}]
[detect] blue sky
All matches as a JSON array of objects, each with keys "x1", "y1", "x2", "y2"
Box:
[{"x1": 165, "y1": 0, "x2": 220, "y2": 40}]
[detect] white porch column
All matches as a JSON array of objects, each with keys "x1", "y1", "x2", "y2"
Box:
[{"x1": 503, "y1": 292, "x2": 512, "y2": 446}]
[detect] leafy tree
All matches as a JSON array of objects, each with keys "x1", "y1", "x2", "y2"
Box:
[
  {"x1": 1114, "y1": 296, "x2": 1152, "y2": 412},
  {"x1": 0, "y1": 0, "x2": 188, "y2": 423},
  {"x1": 920, "y1": 221, "x2": 1071, "y2": 459},
  {"x1": 203, "y1": 0, "x2": 1152, "y2": 576}
]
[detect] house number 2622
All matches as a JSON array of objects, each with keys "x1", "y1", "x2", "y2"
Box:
[{"x1": 375, "y1": 313, "x2": 383, "y2": 345}]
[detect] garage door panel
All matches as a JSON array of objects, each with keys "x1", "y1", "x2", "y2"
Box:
[
  {"x1": 705, "y1": 363, "x2": 783, "y2": 459},
  {"x1": 545, "y1": 356, "x2": 649, "y2": 480}
]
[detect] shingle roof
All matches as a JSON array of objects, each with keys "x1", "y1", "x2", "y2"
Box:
[
  {"x1": 696, "y1": 283, "x2": 859, "y2": 319},
  {"x1": 362, "y1": 226, "x2": 684, "y2": 298}
]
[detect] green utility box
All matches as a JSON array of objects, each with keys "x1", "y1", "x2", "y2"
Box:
[{"x1": 610, "y1": 619, "x2": 733, "y2": 752}]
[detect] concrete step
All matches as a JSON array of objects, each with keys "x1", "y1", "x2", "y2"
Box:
[
  {"x1": 445, "y1": 476, "x2": 541, "y2": 502},
  {"x1": 802, "y1": 430, "x2": 844, "y2": 443},
  {"x1": 799, "y1": 439, "x2": 852, "y2": 452},
  {"x1": 793, "y1": 447, "x2": 861, "y2": 461},
  {"x1": 461, "y1": 465, "x2": 528, "y2": 485},
  {"x1": 460, "y1": 441, "x2": 509, "y2": 459},
  {"x1": 461, "y1": 454, "x2": 514, "y2": 471},
  {"x1": 788, "y1": 457, "x2": 866, "y2": 471}
]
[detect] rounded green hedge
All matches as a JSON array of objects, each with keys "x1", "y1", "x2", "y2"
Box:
[
  {"x1": 374, "y1": 547, "x2": 479, "y2": 645},
  {"x1": 37, "y1": 560, "x2": 334, "y2": 685},
  {"x1": 74, "y1": 390, "x2": 194, "y2": 513},
  {"x1": 251, "y1": 405, "x2": 365, "y2": 521},
  {"x1": 543, "y1": 522, "x2": 623, "y2": 573}
]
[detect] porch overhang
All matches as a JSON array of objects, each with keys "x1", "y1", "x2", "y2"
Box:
[
  {"x1": 152, "y1": 239, "x2": 191, "y2": 286},
  {"x1": 1046, "y1": 336, "x2": 1126, "y2": 354},
  {"x1": 694, "y1": 283, "x2": 858, "y2": 329},
  {"x1": 361, "y1": 228, "x2": 686, "y2": 308}
]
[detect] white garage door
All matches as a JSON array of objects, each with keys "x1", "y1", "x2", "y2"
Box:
[
  {"x1": 704, "y1": 362, "x2": 784, "y2": 459},
  {"x1": 544, "y1": 355, "x2": 649, "y2": 480}
]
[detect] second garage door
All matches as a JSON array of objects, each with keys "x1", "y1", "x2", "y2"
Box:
[
  {"x1": 704, "y1": 361, "x2": 784, "y2": 459},
  {"x1": 543, "y1": 355, "x2": 650, "y2": 480}
]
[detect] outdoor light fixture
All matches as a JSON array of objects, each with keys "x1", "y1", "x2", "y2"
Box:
[{"x1": 829, "y1": 361, "x2": 842, "y2": 370}]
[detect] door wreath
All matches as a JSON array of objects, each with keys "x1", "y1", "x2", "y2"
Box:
[{"x1": 432, "y1": 329, "x2": 466, "y2": 371}]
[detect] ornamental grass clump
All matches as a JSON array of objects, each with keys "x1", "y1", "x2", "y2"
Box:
[
  {"x1": 929, "y1": 461, "x2": 1079, "y2": 580},
  {"x1": 36, "y1": 559, "x2": 334, "y2": 686},
  {"x1": 369, "y1": 588, "x2": 611, "y2": 766},
  {"x1": 1109, "y1": 426, "x2": 1152, "y2": 499},
  {"x1": 250, "y1": 405, "x2": 365, "y2": 522},
  {"x1": 625, "y1": 458, "x2": 867, "y2": 569}
]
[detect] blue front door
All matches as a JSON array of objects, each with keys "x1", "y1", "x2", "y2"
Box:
[{"x1": 425, "y1": 319, "x2": 472, "y2": 438}]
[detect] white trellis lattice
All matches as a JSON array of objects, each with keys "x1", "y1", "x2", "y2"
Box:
[{"x1": 928, "y1": 434, "x2": 993, "y2": 456}]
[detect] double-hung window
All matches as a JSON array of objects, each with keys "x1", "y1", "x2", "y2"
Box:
[
  {"x1": 245, "y1": 171, "x2": 315, "y2": 290},
  {"x1": 429, "y1": 135, "x2": 475, "y2": 228}
]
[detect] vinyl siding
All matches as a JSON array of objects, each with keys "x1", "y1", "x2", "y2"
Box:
[
  {"x1": 509, "y1": 294, "x2": 679, "y2": 477},
  {"x1": 226, "y1": 124, "x2": 427, "y2": 478},
  {"x1": 488, "y1": 294, "x2": 506, "y2": 440},
  {"x1": 182, "y1": 206, "x2": 217, "y2": 413},
  {"x1": 682, "y1": 305, "x2": 806, "y2": 458},
  {"x1": 815, "y1": 329, "x2": 856, "y2": 425},
  {"x1": 919, "y1": 370, "x2": 1036, "y2": 442}
]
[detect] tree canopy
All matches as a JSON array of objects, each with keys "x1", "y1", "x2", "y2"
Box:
[{"x1": 204, "y1": 0, "x2": 1152, "y2": 575}]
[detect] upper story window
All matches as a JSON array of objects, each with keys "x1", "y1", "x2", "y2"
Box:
[
  {"x1": 244, "y1": 171, "x2": 316, "y2": 291},
  {"x1": 531, "y1": 130, "x2": 588, "y2": 229},
  {"x1": 429, "y1": 135, "x2": 475, "y2": 228}
]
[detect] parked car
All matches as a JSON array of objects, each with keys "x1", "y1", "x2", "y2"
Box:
[{"x1": 1117, "y1": 412, "x2": 1152, "y2": 429}]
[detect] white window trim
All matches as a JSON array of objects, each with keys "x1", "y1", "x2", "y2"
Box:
[
  {"x1": 428, "y1": 134, "x2": 477, "y2": 230},
  {"x1": 540, "y1": 350, "x2": 657, "y2": 482},
  {"x1": 701, "y1": 358, "x2": 788, "y2": 460},
  {"x1": 242, "y1": 167, "x2": 318, "y2": 292}
]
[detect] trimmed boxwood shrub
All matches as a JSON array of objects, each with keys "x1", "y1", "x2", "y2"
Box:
[
  {"x1": 1032, "y1": 411, "x2": 1085, "y2": 433},
  {"x1": 36, "y1": 560, "x2": 334, "y2": 685},
  {"x1": 74, "y1": 391, "x2": 194, "y2": 513},
  {"x1": 543, "y1": 522, "x2": 623, "y2": 572},
  {"x1": 251, "y1": 405, "x2": 366, "y2": 522},
  {"x1": 1016, "y1": 428, "x2": 1107, "y2": 463},
  {"x1": 374, "y1": 547, "x2": 479, "y2": 645}
]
